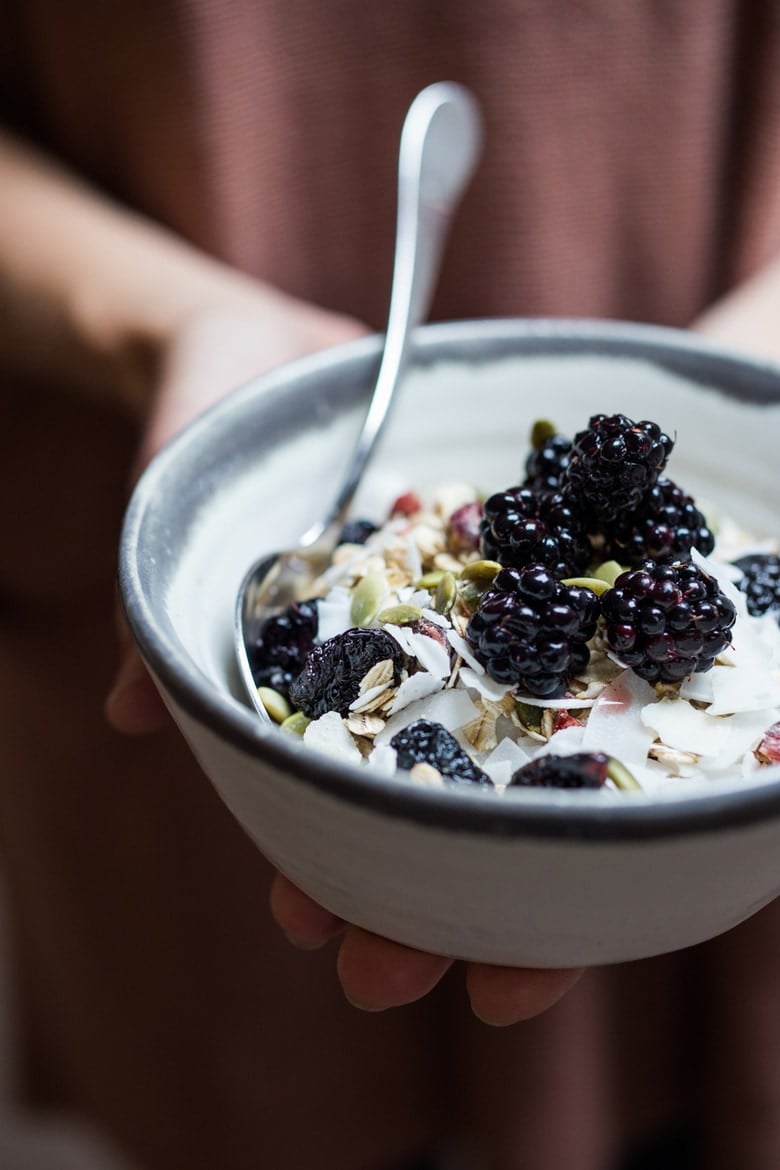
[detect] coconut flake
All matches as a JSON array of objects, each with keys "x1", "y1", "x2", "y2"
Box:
[
  {"x1": 315, "y1": 586, "x2": 354, "y2": 641},
  {"x1": 375, "y1": 687, "x2": 480, "y2": 745},
  {"x1": 446, "y1": 628, "x2": 485, "y2": 675},
  {"x1": 384, "y1": 623, "x2": 452, "y2": 678},
  {"x1": 458, "y1": 666, "x2": 514, "y2": 702},
  {"x1": 386, "y1": 671, "x2": 444, "y2": 714},
  {"x1": 303, "y1": 711, "x2": 363, "y2": 763},
  {"x1": 581, "y1": 669, "x2": 658, "y2": 766}
]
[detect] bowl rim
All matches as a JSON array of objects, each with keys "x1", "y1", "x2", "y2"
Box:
[{"x1": 119, "y1": 316, "x2": 780, "y2": 841}]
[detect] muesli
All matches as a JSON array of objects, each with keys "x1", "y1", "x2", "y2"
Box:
[{"x1": 246, "y1": 414, "x2": 780, "y2": 795}]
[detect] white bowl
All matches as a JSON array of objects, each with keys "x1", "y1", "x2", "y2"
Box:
[{"x1": 119, "y1": 319, "x2": 780, "y2": 967}]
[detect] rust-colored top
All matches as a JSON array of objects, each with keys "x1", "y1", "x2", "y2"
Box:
[{"x1": 3, "y1": 0, "x2": 780, "y2": 329}]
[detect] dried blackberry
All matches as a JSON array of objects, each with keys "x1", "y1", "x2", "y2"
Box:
[
  {"x1": 465, "y1": 563, "x2": 601, "y2": 697},
  {"x1": 390, "y1": 719, "x2": 493, "y2": 787},
  {"x1": 247, "y1": 598, "x2": 319, "y2": 697},
  {"x1": 289, "y1": 627, "x2": 406, "y2": 718},
  {"x1": 563, "y1": 414, "x2": 674, "y2": 527},
  {"x1": 522, "y1": 432, "x2": 572, "y2": 493},
  {"x1": 604, "y1": 477, "x2": 715, "y2": 566},
  {"x1": 480, "y1": 486, "x2": 592, "y2": 577},
  {"x1": 601, "y1": 560, "x2": 737, "y2": 683},
  {"x1": 509, "y1": 751, "x2": 610, "y2": 790},
  {"x1": 338, "y1": 518, "x2": 378, "y2": 545},
  {"x1": 733, "y1": 554, "x2": 780, "y2": 622}
]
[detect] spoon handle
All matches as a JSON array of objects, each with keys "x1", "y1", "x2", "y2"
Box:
[{"x1": 302, "y1": 82, "x2": 483, "y2": 546}]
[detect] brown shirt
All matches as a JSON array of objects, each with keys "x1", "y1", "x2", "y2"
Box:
[{"x1": 3, "y1": 0, "x2": 780, "y2": 331}]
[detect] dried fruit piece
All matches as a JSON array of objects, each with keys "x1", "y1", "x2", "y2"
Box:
[
  {"x1": 289, "y1": 628, "x2": 406, "y2": 718},
  {"x1": 390, "y1": 719, "x2": 493, "y2": 786},
  {"x1": 509, "y1": 751, "x2": 611, "y2": 789},
  {"x1": 755, "y1": 722, "x2": 780, "y2": 766}
]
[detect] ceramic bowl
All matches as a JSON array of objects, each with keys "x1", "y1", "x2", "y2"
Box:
[{"x1": 119, "y1": 319, "x2": 780, "y2": 968}]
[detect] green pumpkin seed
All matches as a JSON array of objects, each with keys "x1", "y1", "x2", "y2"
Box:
[
  {"x1": 377, "y1": 604, "x2": 423, "y2": 626},
  {"x1": 434, "y1": 571, "x2": 458, "y2": 616},
  {"x1": 280, "y1": 711, "x2": 312, "y2": 736},
  {"x1": 350, "y1": 573, "x2": 387, "y2": 627},
  {"x1": 257, "y1": 687, "x2": 292, "y2": 724},
  {"x1": 530, "y1": 418, "x2": 558, "y2": 449},
  {"x1": 561, "y1": 576, "x2": 611, "y2": 596},
  {"x1": 607, "y1": 757, "x2": 641, "y2": 791},
  {"x1": 591, "y1": 560, "x2": 625, "y2": 587},
  {"x1": 460, "y1": 559, "x2": 502, "y2": 585},
  {"x1": 416, "y1": 569, "x2": 448, "y2": 589}
]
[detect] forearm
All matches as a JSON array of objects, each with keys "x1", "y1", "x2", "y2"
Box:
[
  {"x1": 692, "y1": 253, "x2": 780, "y2": 364},
  {"x1": 0, "y1": 128, "x2": 265, "y2": 416}
]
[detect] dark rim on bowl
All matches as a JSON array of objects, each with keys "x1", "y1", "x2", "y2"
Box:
[{"x1": 119, "y1": 318, "x2": 780, "y2": 841}]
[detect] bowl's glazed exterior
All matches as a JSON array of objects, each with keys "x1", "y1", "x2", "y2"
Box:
[{"x1": 120, "y1": 319, "x2": 780, "y2": 966}]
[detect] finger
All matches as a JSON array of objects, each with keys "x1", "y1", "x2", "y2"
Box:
[
  {"x1": 466, "y1": 963, "x2": 584, "y2": 1027},
  {"x1": 269, "y1": 874, "x2": 345, "y2": 950},
  {"x1": 104, "y1": 641, "x2": 170, "y2": 734},
  {"x1": 336, "y1": 927, "x2": 454, "y2": 1011}
]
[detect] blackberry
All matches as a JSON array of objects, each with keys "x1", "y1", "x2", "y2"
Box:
[
  {"x1": 601, "y1": 560, "x2": 737, "y2": 683},
  {"x1": 390, "y1": 719, "x2": 493, "y2": 787},
  {"x1": 247, "y1": 598, "x2": 319, "y2": 697},
  {"x1": 564, "y1": 414, "x2": 674, "y2": 527},
  {"x1": 480, "y1": 486, "x2": 592, "y2": 577},
  {"x1": 509, "y1": 751, "x2": 610, "y2": 790},
  {"x1": 604, "y1": 477, "x2": 715, "y2": 566},
  {"x1": 733, "y1": 554, "x2": 780, "y2": 622},
  {"x1": 522, "y1": 432, "x2": 572, "y2": 493},
  {"x1": 338, "y1": 518, "x2": 377, "y2": 545},
  {"x1": 465, "y1": 563, "x2": 601, "y2": 697},
  {"x1": 288, "y1": 627, "x2": 406, "y2": 718}
]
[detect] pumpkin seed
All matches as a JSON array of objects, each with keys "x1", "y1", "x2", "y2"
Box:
[
  {"x1": 280, "y1": 711, "x2": 312, "y2": 736},
  {"x1": 434, "y1": 571, "x2": 458, "y2": 616},
  {"x1": 377, "y1": 604, "x2": 423, "y2": 626},
  {"x1": 460, "y1": 559, "x2": 502, "y2": 585},
  {"x1": 350, "y1": 572, "x2": 387, "y2": 626},
  {"x1": 606, "y1": 757, "x2": 641, "y2": 791},
  {"x1": 257, "y1": 687, "x2": 292, "y2": 724}
]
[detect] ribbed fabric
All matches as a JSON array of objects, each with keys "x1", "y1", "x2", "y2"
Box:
[{"x1": 3, "y1": 0, "x2": 780, "y2": 329}]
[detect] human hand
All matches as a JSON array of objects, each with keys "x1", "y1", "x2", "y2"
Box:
[
  {"x1": 105, "y1": 283, "x2": 366, "y2": 731},
  {"x1": 105, "y1": 281, "x2": 583, "y2": 1027},
  {"x1": 270, "y1": 873, "x2": 583, "y2": 1025}
]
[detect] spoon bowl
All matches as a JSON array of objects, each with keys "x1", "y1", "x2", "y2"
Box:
[{"x1": 235, "y1": 82, "x2": 483, "y2": 718}]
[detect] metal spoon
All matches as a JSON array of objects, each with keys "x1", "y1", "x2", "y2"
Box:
[{"x1": 235, "y1": 82, "x2": 483, "y2": 719}]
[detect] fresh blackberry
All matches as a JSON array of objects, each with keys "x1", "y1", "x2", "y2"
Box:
[
  {"x1": 604, "y1": 477, "x2": 715, "y2": 566},
  {"x1": 288, "y1": 627, "x2": 406, "y2": 718},
  {"x1": 247, "y1": 598, "x2": 319, "y2": 697},
  {"x1": 338, "y1": 518, "x2": 377, "y2": 545},
  {"x1": 522, "y1": 432, "x2": 572, "y2": 493},
  {"x1": 390, "y1": 719, "x2": 493, "y2": 787},
  {"x1": 465, "y1": 563, "x2": 601, "y2": 697},
  {"x1": 733, "y1": 554, "x2": 780, "y2": 622},
  {"x1": 601, "y1": 560, "x2": 737, "y2": 683},
  {"x1": 564, "y1": 414, "x2": 674, "y2": 527},
  {"x1": 480, "y1": 486, "x2": 592, "y2": 577},
  {"x1": 509, "y1": 751, "x2": 610, "y2": 790}
]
